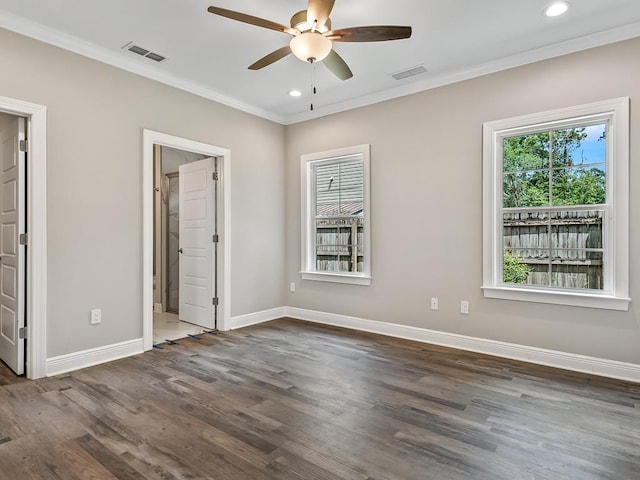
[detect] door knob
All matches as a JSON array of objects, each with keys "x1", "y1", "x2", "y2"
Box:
[{"x1": 178, "y1": 248, "x2": 183, "y2": 254}]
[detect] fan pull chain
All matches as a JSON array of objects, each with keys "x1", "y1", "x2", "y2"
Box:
[{"x1": 310, "y1": 60, "x2": 317, "y2": 111}]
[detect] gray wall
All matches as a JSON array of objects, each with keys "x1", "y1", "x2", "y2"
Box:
[
  {"x1": 160, "y1": 146, "x2": 208, "y2": 174},
  {"x1": 285, "y1": 38, "x2": 640, "y2": 365},
  {"x1": 2, "y1": 25, "x2": 638, "y2": 367},
  {"x1": 0, "y1": 112, "x2": 16, "y2": 130},
  {"x1": 0, "y1": 28, "x2": 286, "y2": 358}
]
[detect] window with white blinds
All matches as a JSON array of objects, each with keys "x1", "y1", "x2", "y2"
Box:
[{"x1": 301, "y1": 145, "x2": 371, "y2": 285}]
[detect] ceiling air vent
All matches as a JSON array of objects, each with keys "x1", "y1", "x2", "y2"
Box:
[
  {"x1": 122, "y1": 42, "x2": 167, "y2": 63},
  {"x1": 391, "y1": 65, "x2": 427, "y2": 81}
]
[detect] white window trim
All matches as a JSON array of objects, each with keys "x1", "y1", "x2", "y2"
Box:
[
  {"x1": 301, "y1": 144, "x2": 371, "y2": 285},
  {"x1": 482, "y1": 97, "x2": 630, "y2": 311}
]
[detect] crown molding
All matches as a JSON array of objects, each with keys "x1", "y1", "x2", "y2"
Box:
[
  {"x1": 284, "y1": 21, "x2": 640, "y2": 124},
  {"x1": 2, "y1": 9, "x2": 639, "y2": 126},
  {"x1": 0, "y1": 10, "x2": 287, "y2": 124}
]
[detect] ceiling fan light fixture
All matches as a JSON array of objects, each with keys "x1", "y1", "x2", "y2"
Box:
[{"x1": 290, "y1": 32, "x2": 332, "y2": 62}]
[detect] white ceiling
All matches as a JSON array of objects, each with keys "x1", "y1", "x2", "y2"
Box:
[{"x1": 1, "y1": 0, "x2": 639, "y2": 124}]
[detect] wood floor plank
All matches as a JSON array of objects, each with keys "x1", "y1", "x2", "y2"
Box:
[{"x1": 1, "y1": 318, "x2": 639, "y2": 479}]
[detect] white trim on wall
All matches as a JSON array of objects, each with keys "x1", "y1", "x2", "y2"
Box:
[
  {"x1": 43, "y1": 308, "x2": 281, "y2": 377},
  {"x1": 300, "y1": 144, "x2": 372, "y2": 285},
  {"x1": 46, "y1": 338, "x2": 144, "y2": 377},
  {"x1": 2, "y1": 9, "x2": 639, "y2": 125},
  {"x1": 142, "y1": 130, "x2": 231, "y2": 352},
  {"x1": 285, "y1": 22, "x2": 640, "y2": 124},
  {"x1": 0, "y1": 95, "x2": 47, "y2": 380},
  {"x1": 230, "y1": 307, "x2": 287, "y2": 330},
  {"x1": 482, "y1": 97, "x2": 630, "y2": 311},
  {"x1": 285, "y1": 307, "x2": 640, "y2": 383},
  {"x1": 0, "y1": 10, "x2": 284, "y2": 124},
  {"x1": 227, "y1": 306, "x2": 640, "y2": 384},
  {"x1": 35, "y1": 305, "x2": 640, "y2": 382}
]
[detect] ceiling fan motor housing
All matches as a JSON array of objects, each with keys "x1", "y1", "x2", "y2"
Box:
[{"x1": 290, "y1": 10, "x2": 332, "y2": 33}]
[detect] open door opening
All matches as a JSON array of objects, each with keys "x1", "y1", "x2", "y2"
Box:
[
  {"x1": 151, "y1": 144, "x2": 221, "y2": 345},
  {"x1": 143, "y1": 130, "x2": 230, "y2": 352},
  {"x1": 0, "y1": 113, "x2": 26, "y2": 376},
  {"x1": 0, "y1": 96, "x2": 47, "y2": 380}
]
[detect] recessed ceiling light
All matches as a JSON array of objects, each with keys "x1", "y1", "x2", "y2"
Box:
[
  {"x1": 544, "y1": 1, "x2": 570, "y2": 17},
  {"x1": 289, "y1": 90, "x2": 302, "y2": 97}
]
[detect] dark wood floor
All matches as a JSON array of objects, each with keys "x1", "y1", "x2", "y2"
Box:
[{"x1": 1, "y1": 318, "x2": 639, "y2": 479}]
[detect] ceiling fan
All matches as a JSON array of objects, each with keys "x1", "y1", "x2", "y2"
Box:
[{"x1": 207, "y1": 0, "x2": 412, "y2": 80}]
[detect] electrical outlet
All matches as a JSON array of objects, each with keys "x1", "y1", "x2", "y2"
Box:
[
  {"x1": 290, "y1": 282, "x2": 296, "y2": 293},
  {"x1": 460, "y1": 301, "x2": 469, "y2": 314},
  {"x1": 430, "y1": 298, "x2": 438, "y2": 310},
  {"x1": 90, "y1": 309, "x2": 101, "y2": 325}
]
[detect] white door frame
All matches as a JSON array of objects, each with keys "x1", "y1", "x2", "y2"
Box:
[
  {"x1": 142, "y1": 130, "x2": 230, "y2": 351},
  {"x1": 0, "y1": 95, "x2": 47, "y2": 380}
]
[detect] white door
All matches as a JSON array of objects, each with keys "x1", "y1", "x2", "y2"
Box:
[
  {"x1": 0, "y1": 117, "x2": 25, "y2": 375},
  {"x1": 178, "y1": 157, "x2": 216, "y2": 329}
]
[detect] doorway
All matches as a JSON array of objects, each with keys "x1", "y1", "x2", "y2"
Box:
[
  {"x1": 0, "y1": 112, "x2": 26, "y2": 376},
  {"x1": 142, "y1": 130, "x2": 230, "y2": 352},
  {"x1": 153, "y1": 146, "x2": 218, "y2": 344},
  {"x1": 0, "y1": 95, "x2": 47, "y2": 380}
]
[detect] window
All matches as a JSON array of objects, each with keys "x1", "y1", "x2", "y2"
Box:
[
  {"x1": 482, "y1": 98, "x2": 629, "y2": 310},
  {"x1": 301, "y1": 144, "x2": 371, "y2": 285}
]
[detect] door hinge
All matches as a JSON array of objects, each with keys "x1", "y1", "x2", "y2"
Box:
[
  {"x1": 212, "y1": 172, "x2": 219, "y2": 181},
  {"x1": 212, "y1": 297, "x2": 219, "y2": 306},
  {"x1": 19, "y1": 233, "x2": 29, "y2": 246},
  {"x1": 18, "y1": 327, "x2": 27, "y2": 339},
  {"x1": 19, "y1": 139, "x2": 28, "y2": 152},
  {"x1": 212, "y1": 234, "x2": 219, "y2": 243}
]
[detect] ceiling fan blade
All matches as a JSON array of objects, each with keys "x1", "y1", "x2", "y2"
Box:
[
  {"x1": 307, "y1": 0, "x2": 335, "y2": 30},
  {"x1": 326, "y1": 26, "x2": 412, "y2": 42},
  {"x1": 207, "y1": 6, "x2": 297, "y2": 35},
  {"x1": 248, "y1": 46, "x2": 292, "y2": 70},
  {"x1": 322, "y1": 50, "x2": 353, "y2": 80}
]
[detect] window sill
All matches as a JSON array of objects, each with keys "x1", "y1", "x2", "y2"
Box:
[
  {"x1": 300, "y1": 271, "x2": 372, "y2": 286},
  {"x1": 482, "y1": 285, "x2": 630, "y2": 311}
]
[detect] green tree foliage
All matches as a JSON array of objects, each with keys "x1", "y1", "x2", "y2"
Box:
[
  {"x1": 551, "y1": 167, "x2": 606, "y2": 206},
  {"x1": 503, "y1": 127, "x2": 606, "y2": 208},
  {"x1": 503, "y1": 251, "x2": 531, "y2": 284}
]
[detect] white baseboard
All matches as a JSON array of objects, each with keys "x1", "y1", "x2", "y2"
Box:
[
  {"x1": 153, "y1": 303, "x2": 162, "y2": 313},
  {"x1": 284, "y1": 307, "x2": 640, "y2": 384},
  {"x1": 46, "y1": 338, "x2": 144, "y2": 377},
  {"x1": 42, "y1": 307, "x2": 640, "y2": 383},
  {"x1": 231, "y1": 307, "x2": 286, "y2": 330}
]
